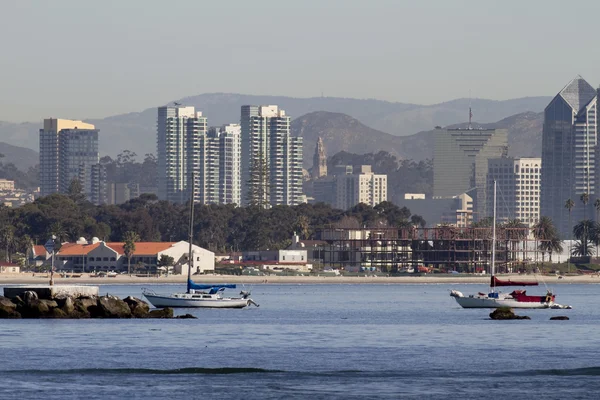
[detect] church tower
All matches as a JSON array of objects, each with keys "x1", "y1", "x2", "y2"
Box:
[{"x1": 312, "y1": 137, "x2": 327, "y2": 179}]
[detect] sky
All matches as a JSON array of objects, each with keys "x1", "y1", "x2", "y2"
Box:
[{"x1": 1, "y1": 0, "x2": 600, "y2": 122}]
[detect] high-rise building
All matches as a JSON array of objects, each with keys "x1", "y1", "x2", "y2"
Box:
[
  {"x1": 487, "y1": 157, "x2": 541, "y2": 227},
  {"x1": 39, "y1": 118, "x2": 99, "y2": 199},
  {"x1": 312, "y1": 137, "x2": 327, "y2": 179},
  {"x1": 157, "y1": 105, "x2": 207, "y2": 203},
  {"x1": 541, "y1": 77, "x2": 597, "y2": 237},
  {"x1": 90, "y1": 164, "x2": 107, "y2": 205},
  {"x1": 335, "y1": 165, "x2": 387, "y2": 210},
  {"x1": 433, "y1": 127, "x2": 508, "y2": 219},
  {"x1": 200, "y1": 124, "x2": 242, "y2": 205},
  {"x1": 241, "y1": 105, "x2": 303, "y2": 206}
]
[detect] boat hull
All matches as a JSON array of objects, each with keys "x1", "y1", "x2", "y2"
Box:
[
  {"x1": 452, "y1": 295, "x2": 551, "y2": 309},
  {"x1": 143, "y1": 293, "x2": 250, "y2": 309}
]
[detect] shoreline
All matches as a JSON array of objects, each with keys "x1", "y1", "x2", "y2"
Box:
[{"x1": 1, "y1": 272, "x2": 599, "y2": 285}]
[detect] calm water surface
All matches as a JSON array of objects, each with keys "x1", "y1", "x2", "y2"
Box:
[{"x1": 1, "y1": 282, "x2": 599, "y2": 399}]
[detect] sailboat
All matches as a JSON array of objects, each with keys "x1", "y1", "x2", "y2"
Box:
[
  {"x1": 143, "y1": 176, "x2": 258, "y2": 309},
  {"x1": 450, "y1": 181, "x2": 556, "y2": 309}
]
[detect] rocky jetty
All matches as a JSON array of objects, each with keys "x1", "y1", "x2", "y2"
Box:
[
  {"x1": 489, "y1": 307, "x2": 531, "y2": 320},
  {"x1": 0, "y1": 291, "x2": 187, "y2": 319}
]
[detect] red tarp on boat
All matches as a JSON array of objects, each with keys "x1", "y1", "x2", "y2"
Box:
[{"x1": 491, "y1": 276, "x2": 539, "y2": 287}]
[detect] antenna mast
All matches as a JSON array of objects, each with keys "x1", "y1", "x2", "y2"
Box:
[{"x1": 468, "y1": 90, "x2": 473, "y2": 130}]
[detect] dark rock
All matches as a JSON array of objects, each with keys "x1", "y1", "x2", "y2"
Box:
[
  {"x1": 61, "y1": 297, "x2": 75, "y2": 315},
  {"x1": 490, "y1": 307, "x2": 531, "y2": 320},
  {"x1": 96, "y1": 296, "x2": 132, "y2": 318},
  {"x1": 12, "y1": 295, "x2": 25, "y2": 309},
  {"x1": 123, "y1": 296, "x2": 150, "y2": 318},
  {"x1": 176, "y1": 313, "x2": 198, "y2": 319},
  {"x1": 0, "y1": 296, "x2": 21, "y2": 318},
  {"x1": 39, "y1": 299, "x2": 58, "y2": 309},
  {"x1": 148, "y1": 308, "x2": 174, "y2": 319},
  {"x1": 73, "y1": 297, "x2": 96, "y2": 317},
  {"x1": 20, "y1": 299, "x2": 50, "y2": 318},
  {"x1": 550, "y1": 316, "x2": 570, "y2": 320},
  {"x1": 48, "y1": 308, "x2": 68, "y2": 319}
]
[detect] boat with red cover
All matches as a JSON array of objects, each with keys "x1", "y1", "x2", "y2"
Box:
[{"x1": 450, "y1": 181, "x2": 557, "y2": 309}]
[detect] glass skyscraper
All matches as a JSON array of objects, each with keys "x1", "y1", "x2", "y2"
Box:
[{"x1": 541, "y1": 76, "x2": 597, "y2": 237}]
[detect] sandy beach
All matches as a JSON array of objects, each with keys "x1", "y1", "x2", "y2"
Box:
[{"x1": 0, "y1": 272, "x2": 599, "y2": 285}]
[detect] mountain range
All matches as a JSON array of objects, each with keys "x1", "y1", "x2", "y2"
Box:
[
  {"x1": 0, "y1": 93, "x2": 551, "y2": 158},
  {"x1": 0, "y1": 141, "x2": 39, "y2": 171},
  {"x1": 295, "y1": 111, "x2": 543, "y2": 168}
]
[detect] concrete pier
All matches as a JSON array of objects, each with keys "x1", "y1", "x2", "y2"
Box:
[{"x1": 3, "y1": 285, "x2": 99, "y2": 300}]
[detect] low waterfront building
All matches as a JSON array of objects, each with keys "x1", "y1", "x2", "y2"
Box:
[
  {"x1": 55, "y1": 238, "x2": 214, "y2": 273},
  {"x1": 0, "y1": 262, "x2": 20, "y2": 273},
  {"x1": 241, "y1": 249, "x2": 311, "y2": 272}
]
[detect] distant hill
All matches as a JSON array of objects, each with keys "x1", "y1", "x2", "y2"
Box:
[
  {"x1": 295, "y1": 111, "x2": 544, "y2": 169},
  {"x1": 0, "y1": 93, "x2": 550, "y2": 157},
  {"x1": 0, "y1": 141, "x2": 38, "y2": 171}
]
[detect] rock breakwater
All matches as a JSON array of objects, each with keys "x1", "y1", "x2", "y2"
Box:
[{"x1": 0, "y1": 291, "x2": 194, "y2": 319}]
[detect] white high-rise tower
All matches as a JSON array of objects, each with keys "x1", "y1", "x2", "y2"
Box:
[
  {"x1": 241, "y1": 105, "x2": 303, "y2": 207},
  {"x1": 157, "y1": 105, "x2": 207, "y2": 203}
]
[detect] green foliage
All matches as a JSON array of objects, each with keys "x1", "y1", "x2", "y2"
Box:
[
  {"x1": 100, "y1": 151, "x2": 157, "y2": 188},
  {"x1": 157, "y1": 254, "x2": 175, "y2": 268},
  {"x1": 123, "y1": 230, "x2": 140, "y2": 275},
  {"x1": 0, "y1": 162, "x2": 39, "y2": 190},
  {"x1": 2, "y1": 192, "x2": 424, "y2": 257}
]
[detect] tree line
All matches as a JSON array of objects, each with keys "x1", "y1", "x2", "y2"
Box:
[{"x1": 0, "y1": 183, "x2": 423, "y2": 260}]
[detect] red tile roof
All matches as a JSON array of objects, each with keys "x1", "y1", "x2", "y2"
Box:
[
  {"x1": 57, "y1": 242, "x2": 177, "y2": 256},
  {"x1": 57, "y1": 242, "x2": 102, "y2": 255},
  {"x1": 103, "y1": 242, "x2": 176, "y2": 255},
  {"x1": 32, "y1": 245, "x2": 47, "y2": 256},
  {"x1": 0, "y1": 262, "x2": 19, "y2": 267}
]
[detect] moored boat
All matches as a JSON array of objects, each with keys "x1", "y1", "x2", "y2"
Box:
[
  {"x1": 450, "y1": 181, "x2": 559, "y2": 309},
  {"x1": 142, "y1": 175, "x2": 258, "y2": 309}
]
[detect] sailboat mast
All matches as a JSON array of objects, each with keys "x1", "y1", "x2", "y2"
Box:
[
  {"x1": 491, "y1": 180, "x2": 497, "y2": 280},
  {"x1": 187, "y1": 174, "x2": 195, "y2": 293}
]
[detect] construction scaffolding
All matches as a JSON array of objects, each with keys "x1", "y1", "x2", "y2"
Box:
[{"x1": 316, "y1": 226, "x2": 551, "y2": 273}]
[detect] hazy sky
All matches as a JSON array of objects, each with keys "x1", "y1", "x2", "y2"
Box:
[{"x1": 1, "y1": 0, "x2": 600, "y2": 122}]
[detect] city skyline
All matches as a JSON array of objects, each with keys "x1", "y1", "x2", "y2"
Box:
[{"x1": 3, "y1": 1, "x2": 600, "y2": 122}]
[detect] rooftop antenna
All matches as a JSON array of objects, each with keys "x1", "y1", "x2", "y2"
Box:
[{"x1": 468, "y1": 90, "x2": 473, "y2": 130}]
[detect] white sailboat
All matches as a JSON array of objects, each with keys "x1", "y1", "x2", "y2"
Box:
[
  {"x1": 143, "y1": 176, "x2": 258, "y2": 309},
  {"x1": 450, "y1": 181, "x2": 556, "y2": 309}
]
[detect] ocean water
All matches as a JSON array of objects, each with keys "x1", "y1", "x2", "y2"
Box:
[{"x1": 1, "y1": 282, "x2": 599, "y2": 399}]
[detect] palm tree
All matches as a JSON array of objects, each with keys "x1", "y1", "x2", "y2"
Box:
[
  {"x1": 571, "y1": 240, "x2": 594, "y2": 257},
  {"x1": 565, "y1": 199, "x2": 575, "y2": 272},
  {"x1": 503, "y1": 219, "x2": 527, "y2": 271},
  {"x1": 122, "y1": 231, "x2": 140, "y2": 275},
  {"x1": 0, "y1": 226, "x2": 15, "y2": 262},
  {"x1": 48, "y1": 222, "x2": 68, "y2": 244},
  {"x1": 573, "y1": 220, "x2": 599, "y2": 259},
  {"x1": 581, "y1": 193, "x2": 590, "y2": 220},
  {"x1": 533, "y1": 216, "x2": 562, "y2": 263}
]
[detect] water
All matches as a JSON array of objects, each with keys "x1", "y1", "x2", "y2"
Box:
[{"x1": 1, "y1": 282, "x2": 600, "y2": 399}]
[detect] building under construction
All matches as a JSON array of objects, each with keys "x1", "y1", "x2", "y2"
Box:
[{"x1": 316, "y1": 226, "x2": 548, "y2": 273}]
